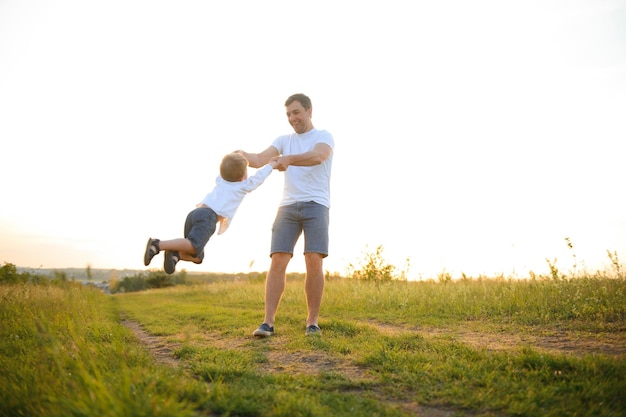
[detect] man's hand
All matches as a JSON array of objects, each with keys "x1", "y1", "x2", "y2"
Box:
[{"x1": 272, "y1": 156, "x2": 290, "y2": 171}]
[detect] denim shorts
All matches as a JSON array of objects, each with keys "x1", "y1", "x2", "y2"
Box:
[
  {"x1": 184, "y1": 207, "x2": 217, "y2": 262},
  {"x1": 270, "y1": 201, "x2": 329, "y2": 257}
]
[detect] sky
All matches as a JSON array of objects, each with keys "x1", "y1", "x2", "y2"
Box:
[{"x1": 1, "y1": 0, "x2": 625, "y2": 279}]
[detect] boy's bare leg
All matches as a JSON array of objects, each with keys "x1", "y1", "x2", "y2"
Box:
[
  {"x1": 158, "y1": 238, "x2": 193, "y2": 252},
  {"x1": 179, "y1": 252, "x2": 202, "y2": 264},
  {"x1": 158, "y1": 238, "x2": 201, "y2": 263}
]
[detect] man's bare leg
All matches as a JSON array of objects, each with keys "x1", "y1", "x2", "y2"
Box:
[
  {"x1": 304, "y1": 253, "x2": 324, "y2": 327},
  {"x1": 262, "y1": 252, "x2": 291, "y2": 327}
]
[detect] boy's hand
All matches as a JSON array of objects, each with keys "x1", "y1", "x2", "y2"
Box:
[
  {"x1": 269, "y1": 156, "x2": 280, "y2": 169},
  {"x1": 272, "y1": 156, "x2": 289, "y2": 171}
]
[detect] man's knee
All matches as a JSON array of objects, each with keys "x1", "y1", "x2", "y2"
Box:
[
  {"x1": 304, "y1": 253, "x2": 324, "y2": 271},
  {"x1": 270, "y1": 252, "x2": 292, "y2": 271}
]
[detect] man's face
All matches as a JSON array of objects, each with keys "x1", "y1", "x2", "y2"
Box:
[{"x1": 286, "y1": 100, "x2": 313, "y2": 134}]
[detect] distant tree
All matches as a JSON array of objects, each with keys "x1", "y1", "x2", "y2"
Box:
[
  {"x1": 146, "y1": 271, "x2": 174, "y2": 289},
  {"x1": 53, "y1": 270, "x2": 68, "y2": 282},
  {"x1": 0, "y1": 262, "x2": 21, "y2": 284},
  {"x1": 117, "y1": 274, "x2": 148, "y2": 293}
]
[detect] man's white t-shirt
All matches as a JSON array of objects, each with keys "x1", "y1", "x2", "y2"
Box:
[{"x1": 271, "y1": 128, "x2": 334, "y2": 208}]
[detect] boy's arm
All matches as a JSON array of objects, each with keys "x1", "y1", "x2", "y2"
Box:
[
  {"x1": 240, "y1": 160, "x2": 278, "y2": 192},
  {"x1": 238, "y1": 146, "x2": 279, "y2": 168}
]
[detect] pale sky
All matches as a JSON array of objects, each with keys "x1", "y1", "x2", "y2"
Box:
[{"x1": 1, "y1": 0, "x2": 625, "y2": 279}]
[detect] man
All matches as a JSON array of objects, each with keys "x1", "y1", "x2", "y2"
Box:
[{"x1": 241, "y1": 93, "x2": 334, "y2": 337}]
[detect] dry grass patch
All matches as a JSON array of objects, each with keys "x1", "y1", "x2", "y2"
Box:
[{"x1": 364, "y1": 319, "x2": 626, "y2": 357}]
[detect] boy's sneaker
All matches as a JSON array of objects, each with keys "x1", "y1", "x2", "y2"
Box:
[
  {"x1": 164, "y1": 251, "x2": 179, "y2": 274},
  {"x1": 253, "y1": 323, "x2": 274, "y2": 338},
  {"x1": 305, "y1": 325, "x2": 321, "y2": 336},
  {"x1": 144, "y1": 238, "x2": 160, "y2": 266}
]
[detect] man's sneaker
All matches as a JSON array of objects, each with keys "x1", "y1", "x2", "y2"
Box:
[
  {"x1": 164, "y1": 251, "x2": 179, "y2": 274},
  {"x1": 253, "y1": 323, "x2": 274, "y2": 338},
  {"x1": 305, "y1": 324, "x2": 321, "y2": 336}
]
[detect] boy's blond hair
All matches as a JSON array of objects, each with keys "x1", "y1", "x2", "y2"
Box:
[{"x1": 220, "y1": 152, "x2": 248, "y2": 182}]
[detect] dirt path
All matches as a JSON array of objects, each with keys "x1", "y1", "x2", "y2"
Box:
[
  {"x1": 121, "y1": 320, "x2": 183, "y2": 368},
  {"x1": 121, "y1": 319, "x2": 624, "y2": 417}
]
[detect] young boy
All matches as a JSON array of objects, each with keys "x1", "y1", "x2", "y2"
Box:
[{"x1": 144, "y1": 152, "x2": 277, "y2": 274}]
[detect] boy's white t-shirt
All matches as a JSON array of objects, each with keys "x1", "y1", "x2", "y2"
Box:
[
  {"x1": 271, "y1": 128, "x2": 334, "y2": 208},
  {"x1": 199, "y1": 164, "x2": 273, "y2": 234}
]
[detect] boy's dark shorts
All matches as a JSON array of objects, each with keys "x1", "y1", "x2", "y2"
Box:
[{"x1": 184, "y1": 207, "x2": 218, "y2": 262}]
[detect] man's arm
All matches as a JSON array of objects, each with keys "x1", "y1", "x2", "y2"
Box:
[
  {"x1": 274, "y1": 143, "x2": 332, "y2": 171},
  {"x1": 239, "y1": 146, "x2": 279, "y2": 168}
]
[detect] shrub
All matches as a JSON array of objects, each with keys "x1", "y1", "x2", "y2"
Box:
[
  {"x1": 346, "y1": 245, "x2": 408, "y2": 282},
  {"x1": 0, "y1": 263, "x2": 27, "y2": 284}
]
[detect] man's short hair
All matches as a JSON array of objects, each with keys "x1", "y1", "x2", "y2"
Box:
[{"x1": 285, "y1": 93, "x2": 312, "y2": 111}]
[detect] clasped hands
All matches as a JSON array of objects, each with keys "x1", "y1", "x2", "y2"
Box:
[{"x1": 270, "y1": 156, "x2": 289, "y2": 172}]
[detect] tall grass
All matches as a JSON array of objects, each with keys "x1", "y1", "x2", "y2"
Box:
[
  {"x1": 2, "y1": 269, "x2": 625, "y2": 416},
  {"x1": 323, "y1": 276, "x2": 625, "y2": 328},
  {"x1": 0, "y1": 281, "x2": 208, "y2": 417}
]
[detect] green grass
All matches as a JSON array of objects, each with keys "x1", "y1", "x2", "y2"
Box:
[
  {"x1": 0, "y1": 282, "x2": 207, "y2": 417},
  {"x1": 1, "y1": 275, "x2": 625, "y2": 417}
]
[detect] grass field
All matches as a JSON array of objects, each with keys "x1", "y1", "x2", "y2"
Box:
[{"x1": 1, "y1": 270, "x2": 624, "y2": 417}]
